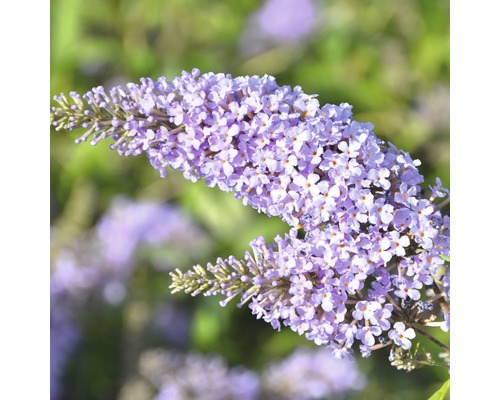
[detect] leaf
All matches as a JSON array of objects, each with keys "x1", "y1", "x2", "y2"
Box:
[
  {"x1": 428, "y1": 379, "x2": 450, "y2": 400},
  {"x1": 440, "y1": 254, "x2": 451, "y2": 262}
]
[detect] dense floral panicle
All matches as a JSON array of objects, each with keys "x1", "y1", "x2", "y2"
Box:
[
  {"x1": 171, "y1": 207, "x2": 449, "y2": 357},
  {"x1": 52, "y1": 69, "x2": 433, "y2": 233},
  {"x1": 52, "y1": 69, "x2": 450, "y2": 362},
  {"x1": 139, "y1": 349, "x2": 260, "y2": 400}
]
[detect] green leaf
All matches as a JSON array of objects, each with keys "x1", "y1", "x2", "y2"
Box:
[
  {"x1": 440, "y1": 255, "x2": 451, "y2": 262},
  {"x1": 428, "y1": 379, "x2": 450, "y2": 400}
]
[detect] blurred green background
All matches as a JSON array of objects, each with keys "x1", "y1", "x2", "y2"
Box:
[{"x1": 50, "y1": 0, "x2": 450, "y2": 399}]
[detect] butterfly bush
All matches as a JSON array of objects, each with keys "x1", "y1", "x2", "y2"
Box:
[{"x1": 51, "y1": 69, "x2": 450, "y2": 367}]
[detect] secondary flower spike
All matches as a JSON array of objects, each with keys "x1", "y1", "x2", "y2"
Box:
[{"x1": 51, "y1": 69, "x2": 450, "y2": 366}]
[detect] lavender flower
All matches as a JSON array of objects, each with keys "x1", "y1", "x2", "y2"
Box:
[{"x1": 51, "y1": 70, "x2": 450, "y2": 366}]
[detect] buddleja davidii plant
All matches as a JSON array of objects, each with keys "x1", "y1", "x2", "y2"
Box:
[{"x1": 50, "y1": 68, "x2": 450, "y2": 370}]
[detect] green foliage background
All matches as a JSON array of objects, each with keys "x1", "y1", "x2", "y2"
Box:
[{"x1": 50, "y1": 0, "x2": 450, "y2": 399}]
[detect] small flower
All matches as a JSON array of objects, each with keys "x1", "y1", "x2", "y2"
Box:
[
  {"x1": 388, "y1": 322, "x2": 416, "y2": 350},
  {"x1": 367, "y1": 167, "x2": 391, "y2": 190},
  {"x1": 429, "y1": 177, "x2": 450, "y2": 201},
  {"x1": 355, "y1": 325, "x2": 382, "y2": 347},
  {"x1": 352, "y1": 301, "x2": 380, "y2": 321},
  {"x1": 393, "y1": 277, "x2": 423, "y2": 301},
  {"x1": 369, "y1": 304, "x2": 393, "y2": 330},
  {"x1": 389, "y1": 232, "x2": 411, "y2": 257}
]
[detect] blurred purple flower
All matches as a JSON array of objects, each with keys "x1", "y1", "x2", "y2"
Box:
[
  {"x1": 50, "y1": 298, "x2": 79, "y2": 400},
  {"x1": 239, "y1": 0, "x2": 320, "y2": 55},
  {"x1": 261, "y1": 347, "x2": 366, "y2": 399},
  {"x1": 139, "y1": 350, "x2": 260, "y2": 400},
  {"x1": 139, "y1": 347, "x2": 366, "y2": 400},
  {"x1": 50, "y1": 196, "x2": 210, "y2": 399},
  {"x1": 257, "y1": 0, "x2": 317, "y2": 40},
  {"x1": 96, "y1": 195, "x2": 208, "y2": 271},
  {"x1": 150, "y1": 303, "x2": 193, "y2": 347},
  {"x1": 51, "y1": 196, "x2": 210, "y2": 306}
]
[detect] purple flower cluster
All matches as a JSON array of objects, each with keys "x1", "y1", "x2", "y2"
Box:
[
  {"x1": 171, "y1": 217, "x2": 449, "y2": 359},
  {"x1": 51, "y1": 69, "x2": 450, "y2": 362},
  {"x1": 51, "y1": 69, "x2": 447, "y2": 234},
  {"x1": 139, "y1": 347, "x2": 365, "y2": 400}
]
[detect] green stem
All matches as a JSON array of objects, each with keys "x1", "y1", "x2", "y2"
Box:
[{"x1": 411, "y1": 325, "x2": 450, "y2": 353}]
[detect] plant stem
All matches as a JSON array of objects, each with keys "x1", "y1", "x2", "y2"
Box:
[{"x1": 411, "y1": 325, "x2": 450, "y2": 352}]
